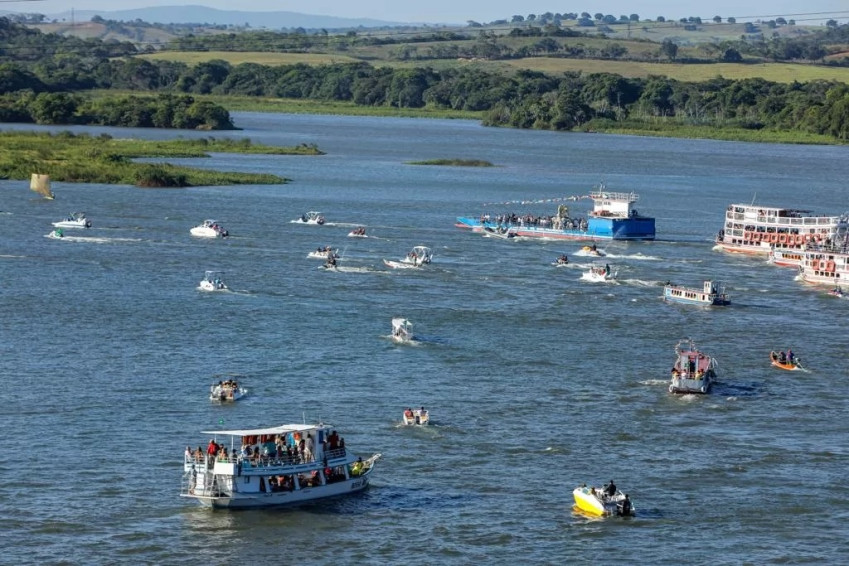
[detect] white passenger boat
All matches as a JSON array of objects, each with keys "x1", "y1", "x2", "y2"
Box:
[
  {"x1": 581, "y1": 264, "x2": 616, "y2": 282},
  {"x1": 30, "y1": 173, "x2": 54, "y2": 200},
  {"x1": 391, "y1": 318, "x2": 414, "y2": 343},
  {"x1": 663, "y1": 280, "x2": 730, "y2": 306},
  {"x1": 191, "y1": 219, "x2": 229, "y2": 238},
  {"x1": 715, "y1": 203, "x2": 848, "y2": 256},
  {"x1": 181, "y1": 422, "x2": 381, "y2": 509},
  {"x1": 768, "y1": 248, "x2": 804, "y2": 268},
  {"x1": 669, "y1": 338, "x2": 717, "y2": 394},
  {"x1": 209, "y1": 379, "x2": 247, "y2": 402},
  {"x1": 52, "y1": 212, "x2": 91, "y2": 229},
  {"x1": 348, "y1": 227, "x2": 367, "y2": 238},
  {"x1": 307, "y1": 247, "x2": 339, "y2": 260},
  {"x1": 384, "y1": 245, "x2": 432, "y2": 269},
  {"x1": 402, "y1": 407, "x2": 429, "y2": 426},
  {"x1": 572, "y1": 483, "x2": 634, "y2": 517},
  {"x1": 199, "y1": 271, "x2": 228, "y2": 291},
  {"x1": 292, "y1": 211, "x2": 325, "y2": 225}
]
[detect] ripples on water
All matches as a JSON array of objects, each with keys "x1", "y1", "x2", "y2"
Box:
[{"x1": 2, "y1": 114, "x2": 849, "y2": 563}]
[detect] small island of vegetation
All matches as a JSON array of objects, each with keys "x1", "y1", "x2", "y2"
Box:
[
  {"x1": 407, "y1": 159, "x2": 494, "y2": 167},
  {"x1": 0, "y1": 131, "x2": 324, "y2": 187}
]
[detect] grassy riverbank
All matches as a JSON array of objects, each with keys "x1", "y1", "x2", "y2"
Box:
[{"x1": 0, "y1": 131, "x2": 322, "y2": 187}]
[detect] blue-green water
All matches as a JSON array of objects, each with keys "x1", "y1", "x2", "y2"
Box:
[{"x1": 2, "y1": 113, "x2": 848, "y2": 564}]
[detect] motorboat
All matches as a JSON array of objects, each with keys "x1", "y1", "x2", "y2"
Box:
[
  {"x1": 482, "y1": 226, "x2": 516, "y2": 239},
  {"x1": 210, "y1": 379, "x2": 247, "y2": 402},
  {"x1": 321, "y1": 255, "x2": 339, "y2": 270},
  {"x1": 307, "y1": 246, "x2": 339, "y2": 260},
  {"x1": 553, "y1": 254, "x2": 569, "y2": 266},
  {"x1": 384, "y1": 245, "x2": 432, "y2": 269},
  {"x1": 348, "y1": 227, "x2": 367, "y2": 238},
  {"x1": 663, "y1": 280, "x2": 730, "y2": 306},
  {"x1": 191, "y1": 219, "x2": 229, "y2": 238},
  {"x1": 572, "y1": 483, "x2": 634, "y2": 517},
  {"x1": 402, "y1": 407, "x2": 429, "y2": 426},
  {"x1": 770, "y1": 350, "x2": 802, "y2": 370},
  {"x1": 52, "y1": 212, "x2": 91, "y2": 229},
  {"x1": 181, "y1": 421, "x2": 381, "y2": 509},
  {"x1": 669, "y1": 338, "x2": 718, "y2": 394},
  {"x1": 30, "y1": 173, "x2": 54, "y2": 200},
  {"x1": 827, "y1": 287, "x2": 846, "y2": 298},
  {"x1": 581, "y1": 264, "x2": 616, "y2": 282},
  {"x1": 292, "y1": 211, "x2": 325, "y2": 225},
  {"x1": 45, "y1": 228, "x2": 64, "y2": 239},
  {"x1": 199, "y1": 271, "x2": 228, "y2": 292},
  {"x1": 577, "y1": 244, "x2": 605, "y2": 257},
  {"x1": 391, "y1": 318, "x2": 414, "y2": 343}
]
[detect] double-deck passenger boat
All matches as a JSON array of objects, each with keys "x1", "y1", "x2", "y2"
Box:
[
  {"x1": 798, "y1": 243, "x2": 849, "y2": 289},
  {"x1": 181, "y1": 422, "x2": 381, "y2": 509},
  {"x1": 715, "y1": 203, "x2": 848, "y2": 255},
  {"x1": 457, "y1": 184, "x2": 655, "y2": 241},
  {"x1": 663, "y1": 280, "x2": 729, "y2": 306}
]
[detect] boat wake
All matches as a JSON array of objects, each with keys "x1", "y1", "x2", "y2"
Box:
[
  {"x1": 638, "y1": 379, "x2": 667, "y2": 386},
  {"x1": 45, "y1": 235, "x2": 144, "y2": 244},
  {"x1": 619, "y1": 278, "x2": 663, "y2": 287},
  {"x1": 604, "y1": 253, "x2": 661, "y2": 261},
  {"x1": 320, "y1": 265, "x2": 378, "y2": 273}
]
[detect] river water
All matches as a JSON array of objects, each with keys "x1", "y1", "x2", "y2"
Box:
[{"x1": 2, "y1": 113, "x2": 848, "y2": 564}]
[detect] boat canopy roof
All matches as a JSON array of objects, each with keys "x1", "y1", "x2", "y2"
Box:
[{"x1": 202, "y1": 423, "x2": 328, "y2": 436}]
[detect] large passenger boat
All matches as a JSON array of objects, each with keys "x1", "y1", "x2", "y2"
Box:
[
  {"x1": 181, "y1": 422, "x2": 381, "y2": 509},
  {"x1": 715, "y1": 204, "x2": 848, "y2": 255},
  {"x1": 456, "y1": 184, "x2": 655, "y2": 241},
  {"x1": 798, "y1": 243, "x2": 849, "y2": 289},
  {"x1": 663, "y1": 280, "x2": 730, "y2": 307}
]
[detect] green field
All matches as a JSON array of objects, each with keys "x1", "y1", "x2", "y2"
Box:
[{"x1": 141, "y1": 49, "x2": 849, "y2": 84}]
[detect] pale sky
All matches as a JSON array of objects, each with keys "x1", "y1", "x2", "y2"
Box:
[{"x1": 8, "y1": 1, "x2": 849, "y2": 25}]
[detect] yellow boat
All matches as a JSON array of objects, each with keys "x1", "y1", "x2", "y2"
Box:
[{"x1": 572, "y1": 484, "x2": 634, "y2": 517}]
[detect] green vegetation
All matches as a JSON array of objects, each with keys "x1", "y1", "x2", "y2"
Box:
[
  {"x1": 0, "y1": 131, "x2": 315, "y2": 187},
  {"x1": 407, "y1": 159, "x2": 494, "y2": 166}
]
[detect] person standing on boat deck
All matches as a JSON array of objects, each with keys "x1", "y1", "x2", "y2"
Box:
[
  {"x1": 305, "y1": 434, "x2": 315, "y2": 462},
  {"x1": 605, "y1": 481, "x2": 616, "y2": 498},
  {"x1": 787, "y1": 349, "x2": 794, "y2": 364}
]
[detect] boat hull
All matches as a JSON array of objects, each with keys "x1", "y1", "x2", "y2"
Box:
[
  {"x1": 572, "y1": 487, "x2": 634, "y2": 517},
  {"x1": 457, "y1": 216, "x2": 654, "y2": 241},
  {"x1": 186, "y1": 474, "x2": 373, "y2": 509},
  {"x1": 669, "y1": 374, "x2": 714, "y2": 394},
  {"x1": 52, "y1": 219, "x2": 90, "y2": 229}
]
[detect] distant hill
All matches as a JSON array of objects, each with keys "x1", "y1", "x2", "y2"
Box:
[{"x1": 18, "y1": 5, "x2": 413, "y2": 30}]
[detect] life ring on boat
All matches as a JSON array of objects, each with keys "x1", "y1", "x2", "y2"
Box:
[
  {"x1": 743, "y1": 231, "x2": 752, "y2": 241},
  {"x1": 795, "y1": 234, "x2": 804, "y2": 245},
  {"x1": 778, "y1": 233, "x2": 788, "y2": 245},
  {"x1": 826, "y1": 261, "x2": 836, "y2": 272},
  {"x1": 751, "y1": 232, "x2": 760, "y2": 242},
  {"x1": 813, "y1": 233, "x2": 822, "y2": 242},
  {"x1": 769, "y1": 233, "x2": 778, "y2": 243}
]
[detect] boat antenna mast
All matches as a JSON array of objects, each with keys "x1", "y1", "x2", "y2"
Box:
[{"x1": 750, "y1": 193, "x2": 757, "y2": 205}]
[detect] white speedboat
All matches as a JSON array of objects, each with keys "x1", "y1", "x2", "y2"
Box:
[
  {"x1": 199, "y1": 271, "x2": 228, "y2": 292},
  {"x1": 210, "y1": 379, "x2": 247, "y2": 402},
  {"x1": 181, "y1": 422, "x2": 381, "y2": 509},
  {"x1": 307, "y1": 246, "x2": 339, "y2": 260},
  {"x1": 482, "y1": 226, "x2": 516, "y2": 239},
  {"x1": 384, "y1": 245, "x2": 432, "y2": 269},
  {"x1": 581, "y1": 264, "x2": 616, "y2": 282},
  {"x1": 402, "y1": 407, "x2": 429, "y2": 426},
  {"x1": 52, "y1": 212, "x2": 91, "y2": 229},
  {"x1": 292, "y1": 211, "x2": 325, "y2": 225},
  {"x1": 552, "y1": 254, "x2": 570, "y2": 266},
  {"x1": 573, "y1": 483, "x2": 634, "y2": 517},
  {"x1": 391, "y1": 318, "x2": 414, "y2": 343},
  {"x1": 191, "y1": 219, "x2": 229, "y2": 238},
  {"x1": 45, "y1": 228, "x2": 64, "y2": 239},
  {"x1": 348, "y1": 227, "x2": 367, "y2": 238},
  {"x1": 669, "y1": 338, "x2": 718, "y2": 394}
]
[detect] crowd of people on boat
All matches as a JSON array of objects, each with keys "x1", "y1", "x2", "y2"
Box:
[
  {"x1": 555, "y1": 254, "x2": 569, "y2": 265},
  {"x1": 189, "y1": 429, "x2": 347, "y2": 467},
  {"x1": 350, "y1": 227, "x2": 366, "y2": 236},
  {"x1": 477, "y1": 212, "x2": 588, "y2": 232},
  {"x1": 771, "y1": 349, "x2": 796, "y2": 365}
]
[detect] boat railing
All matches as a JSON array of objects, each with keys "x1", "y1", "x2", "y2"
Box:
[{"x1": 590, "y1": 190, "x2": 638, "y2": 202}]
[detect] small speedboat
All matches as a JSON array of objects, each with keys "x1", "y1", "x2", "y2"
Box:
[
  {"x1": 384, "y1": 245, "x2": 432, "y2": 269},
  {"x1": 46, "y1": 228, "x2": 64, "y2": 239},
  {"x1": 572, "y1": 483, "x2": 634, "y2": 517},
  {"x1": 52, "y1": 212, "x2": 91, "y2": 229},
  {"x1": 402, "y1": 407, "x2": 429, "y2": 426},
  {"x1": 348, "y1": 227, "x2": 367, "y2": 238},
  {"x1": 581, "y1": 264, "x2": 616, "y2": 282},
  {"x1": 191, "y1": 219, "x2": 228, "y2": 238},
  {"x1": 770, "y1": 350, "x2": 801, "y2": 371},
  {"x1": 307, "y1": 247, "x2": 339, "y2": 260},
  {"x1": 391, "y1": 318, "x2": 414, "y2": 343},
  {"x1": 669, "y1": 338, "x2": 717, "y2": 394},
  {"x1": 828, "y1": 287, "x2": 845, "y2": 298},
  {"x1": 292, "y1": 211, "x2": 325, "y2": 225},
  {"x1": 483, "y1": 226, "x2": 516, "y2": 239},
  {"x1": 553, "y1": 254, "x2": 569, "y2": 266},
  {"x1": 199, "y1": 271, "x2": 228, "y2": 291},
  {"x1": 578, "y1": 245, "x2": 605, "y2": 257},
  {"x1": 210, "y1": 380, "x2": 247, "y2": 402}
]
